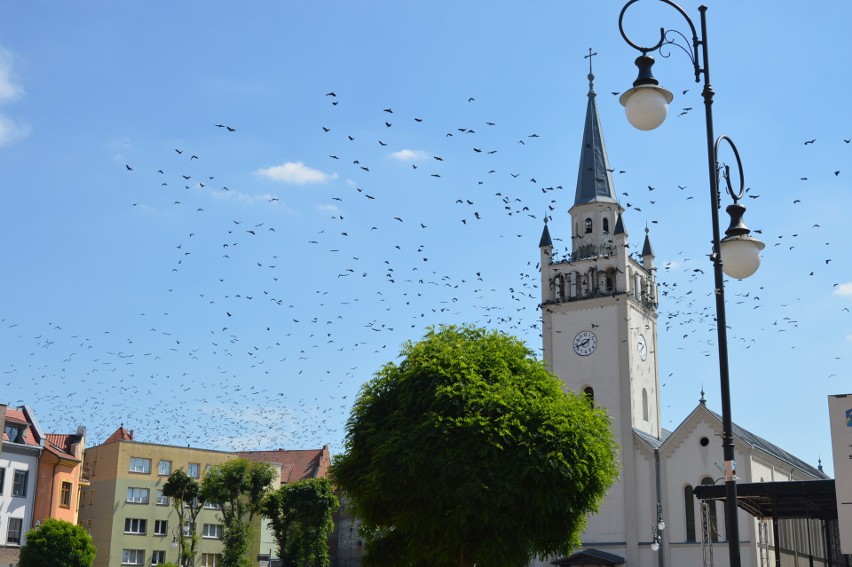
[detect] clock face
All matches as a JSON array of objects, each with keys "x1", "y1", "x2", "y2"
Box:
[
  {"x1": 573, "y1": 331, "x2": 597, "y2": 356},
  {"x1": 637, "y1": 334, "x2": 648, "y2": 361}
]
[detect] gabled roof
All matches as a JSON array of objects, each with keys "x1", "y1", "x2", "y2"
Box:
[
  {"x1": 44, "y1": 433, "x2": 82, "y2": 461},
  {"x1": 705, "y1": 407, "x2": 828, "y2": 480},
  {"x1": 103, "y1": 424, "x2": 135, "y2": 445},
  {"x1": 238, "y1": 445, "x2": 331, "y2": 484},
  {"x1": 3, "y1": 407, "x2": 41, "y2": 447},
  {"x1": 552, "y1": 549, "x2": 625, "y2": 565},
  {"x1": 573, "y1": 76, "x2": 617, "y2": 208}
]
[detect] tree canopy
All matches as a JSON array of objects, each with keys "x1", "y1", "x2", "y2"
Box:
[
  {"x1": 201, "y1": 458, "x2": 277, "y2": 567},
  {"x1": 162, "y1": 469, "x2": 205, "y2": 566},
  {"x1": 18, "y1": 518, "x2": 96, "y2": 567},
  {"x1": 330, "y1": 324, "x2": 619, "y2": 567},
  {"x1": 261, "y1": 477, "x2": 339, "y2": 567}
]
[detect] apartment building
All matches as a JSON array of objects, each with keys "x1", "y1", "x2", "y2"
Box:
[{"x1": 78, "y1": 425, "x2": 235, "y2": 567}]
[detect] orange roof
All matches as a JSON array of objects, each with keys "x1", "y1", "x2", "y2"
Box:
[
  {"x1": 3, "y1": 407, "x2": 40, "y2": 447},
  {"x1": 238, "y1": 445, "x2": 331, "y2": 484},
  {"x1": 103, "y1": 424, "x2": 135, "y2": 445},
  {"x1": 44, "y1": 433, "x2": 81, "y2": 461}
]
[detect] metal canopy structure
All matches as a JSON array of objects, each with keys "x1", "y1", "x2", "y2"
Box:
[
  {"x1": 551, "y1": 549, "x2": 626, "y2": 566},
  {"x1": 693, "y1": 479, "x2": 837, "y2": 520}
]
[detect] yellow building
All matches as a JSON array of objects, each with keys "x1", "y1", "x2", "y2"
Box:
[{"x1": 79, "y1": 425, "x2": 234, "y2": 567}]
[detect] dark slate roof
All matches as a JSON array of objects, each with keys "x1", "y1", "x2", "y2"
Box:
[
  {"x1": 641, "y1": 229, "x2": 654, "y2": 258},
  {"x1": 552, "y1": 549, "x2": 625, "y2": 565},
  {"x1": 573, "y1": 83, "x2": 617, "y2": 207},
  {"x1": 613, "y1": 212, "x2": 626, "y2": 236},
  {"x1": 705, "y1": 408, "x2": 828, "y2": 480},
  {"x1": 539, "y1": 221, "x2": 553, "y2": 248},
  {"x1": 633, "y1": 427, "x2": 672, "y2": 449}
]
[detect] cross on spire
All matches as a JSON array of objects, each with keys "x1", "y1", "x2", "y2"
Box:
[{"x1": 585, "y1": 48, "x2": 598, "y2": 93}]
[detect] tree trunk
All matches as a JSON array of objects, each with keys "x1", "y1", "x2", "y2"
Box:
[{"x1": 459, "y1": 550, "x2": 475, "y2": 567}]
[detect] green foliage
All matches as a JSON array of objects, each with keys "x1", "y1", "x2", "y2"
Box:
[
  {"x1": 330, "y1": 324, "x2": 620, "y2": 567},
  {"x1": 18, "y1": 518, "x2": 96, "y2": 567},
  {"x1": 162, "y1": 469, "x2": 204, "y2": 566},
  {"x1": 261, "y1": 478, "x2": 339, "y2": 567},
  {"x1": 202, "y1": 458, "x2": 277, "y2": 567}
]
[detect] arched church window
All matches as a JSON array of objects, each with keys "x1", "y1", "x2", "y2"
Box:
[
  {"x1": 700, "y1": 477, "x2": 719, "y2": 542},
  {"x1": 569, "y1": 272, "x2": 578, "y2": 298},
  {"x1": 642, "y1": 388, "x2": 649, "y2": 422},
  {"x1": 584, "y1": 218, "x2": 593, "y2": 234},
  {"x1": 684, "y1": 485, "x2": 696, "y2": 542},
  {"x1": 602, "y1": 218, "x2": 610, "y2": 234},
  {"x1": 605, "y1": 270, "x2": 615, "y2": 293},
  {"x1": 583, "y1": 386, "x2": 594, "y2": 405}
]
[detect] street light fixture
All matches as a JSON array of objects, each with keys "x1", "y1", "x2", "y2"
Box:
[{"x1": 617, "y1": 2, "x2": 765, "y2": 567}]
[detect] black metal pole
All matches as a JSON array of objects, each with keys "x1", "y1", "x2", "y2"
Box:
[{"x1": 697, "y1": 6, "x2": 741, "y2": 567}]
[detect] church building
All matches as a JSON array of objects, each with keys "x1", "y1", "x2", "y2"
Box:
[{"x1": 531, "y1": 68, "x2": 830, "y2": 567}]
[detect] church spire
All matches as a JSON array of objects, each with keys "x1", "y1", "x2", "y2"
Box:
[{"x1": 573, "y1": 49, "x2": 618, "y2": 207}]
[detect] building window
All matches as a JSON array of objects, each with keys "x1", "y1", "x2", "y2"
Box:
[
  {"x1": 4, "y1": 424, "x2": 25, "y2": 443},
  {"x1": 127, "y1": 487, "x2": 150, "y2": 504},
  {"x1": 153, "y1": 520, "x2": 168, "y2": 536},
  {"x1": 129, "y1": 457, "x2": 151, "y2": 474},
  {"x1": 684, "y1": 485, "x2": 696, "y2": 542},
  {"x1": 584, "y1": 218, "x2": 593, "y2": 234},
  {"x1": 6, "y1": 517, "x2": 23, "y2": 545},
  {"x1": 204, "y1": 501, "x2": 221, "y2": 510},
  {"x1": 60, "y1": 481, "x2": 73, "y2": 507},
  {"x1": 583, "y1": 386, "x2": 595, "y2": 405},
  {"x1": 187, "y1": 463, "x2": 200, "y2": 478},
  {"x1": 200, "y1": 553, "x2": 222, "y2": 567},
  {"x1": 700, "y1": 477, "x2": 719, "y2": 542},
  {"x1": 0, "y1": 467, "x2": 5, "y2": 494},
  {"x1": 152, "y1": 550, "x2": 167, "y2": 565},
  {"x1": 202, "y1": 524, "x2": 222, "y2": 539},
  {"x1": 158, "y1": 460, "x2": 172, "y2": 476},
  {"x1": 121, "y1": 549, "x2": 145, "y2": 565},
  {"x1": 642, "y1": 388, "x2": 649, "y2": 422},
  {"x1": 124, "y1": 518, "x2": 147, "y2": 535},
  {"x1": 156, "y1": 490, "x2": 170, "y2": 506},
  {"x1": 12, "y1": 470, "x2": 27, "y2": 497},
  {"x1": 603, "y1": 217, "x2": 610, "y2": 234},
  {"x1": 89, "y1": 490, "x2": 95, "y2": 505}
]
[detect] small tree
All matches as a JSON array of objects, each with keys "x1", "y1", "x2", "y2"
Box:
[
  {"x1": 330, "y1": 324, "x2": 620, "y2": 567},
  {"x1": 18, "y1": 518, "x2": 95, "y2": 567},
  {"x1": 261, "y1": 478, "x2": 339, "y2": 567},
  {"x1": 162, "y1": 469, "x2": 204, "y2": 567},
  {"x1": 202, "y1": 458, "x2": 277, "y2": 567}
]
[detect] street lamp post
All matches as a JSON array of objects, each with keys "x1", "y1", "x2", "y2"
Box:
[{"x1": 616, "y1": 3, "x2": 765, "y2": 567}]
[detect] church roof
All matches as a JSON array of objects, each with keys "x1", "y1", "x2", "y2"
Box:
[
  {"x1": 705, "y1": 408, "x2": 829, "y2": 480},
  {"x1": 539, "y1": 221, "x2": 553, "y2": 248},
  {"x1": 573, "y1": 73, "x2": 618, "y2": 207}
]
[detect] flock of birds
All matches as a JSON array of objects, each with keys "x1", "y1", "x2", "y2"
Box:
[{"x1": 2, "y1": 86, "x2": 848, "y2": 458}]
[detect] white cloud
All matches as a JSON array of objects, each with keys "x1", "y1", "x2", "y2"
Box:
[
  {"x1": 316, "y1": 204, "x2": 341, "y2": 214},
  {"x1": 391, "y1": 149, "x2": 428, "y2": 161},
  {"x1": 0, "y1": 49, "x2": 24, "y2": 103},
  {"x1": 255, "y1": 161, "x2": 336, "y2": 184},
  {"x1": 0, "y1": 49, "x2": 27, "y2": 146},
  {"x1": 834, "y1": 282, "x2": 852, "y2": 298},
  {"x1": 0, "y1": 114, "x2": 29, "y2": 146}
]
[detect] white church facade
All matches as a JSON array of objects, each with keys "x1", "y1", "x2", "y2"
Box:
[{"x1": 530, "y1": 71, "x2": 830, "y2": 567}]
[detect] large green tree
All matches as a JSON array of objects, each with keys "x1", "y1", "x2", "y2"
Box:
[
  {"x1": 261, "y1": 478, "x2": 339, "y2": 567},
  {"x1": 162, "y1": 469, "x2": 205, "y2": 567},
  {"x1": 18, "y1": 518, "x2": 95, "y2": 567},
  {"x1": 201, "y1": 458, "x2": 277, "y2": 567},
  {"x1": 330, "y1": 324, "x2": 619, "y2": 567}
]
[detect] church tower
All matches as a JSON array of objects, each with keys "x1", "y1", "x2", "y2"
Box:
[{"x1": 539, "y1": 62, "x2": 660, "y2": 563}]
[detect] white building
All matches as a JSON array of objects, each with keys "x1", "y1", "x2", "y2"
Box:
[
  {"x1": 1, "y1": 404, "x2": 42, "y2": 563},
  {"x1": 531, "y1": 71, "x2": 829, "y2": 567}
]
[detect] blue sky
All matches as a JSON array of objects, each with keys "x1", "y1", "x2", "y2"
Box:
[{"x1": 1, "y1": 2, "x2": 849, "y2": 477}]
